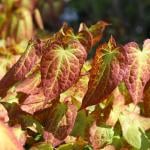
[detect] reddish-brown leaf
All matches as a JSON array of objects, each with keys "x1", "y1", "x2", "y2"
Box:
[
  {"x1": 124, "y1": 39, "x2": 150, "y2": 104},
  {"x1": 0, "y1": 40, "x2": 42, "y2": 97},
  {"x1": 43, "y1": 102, "x2": 77, "y2": 147},
  {"x1": 80, "y1": 36, "x2": 127, "y2": 109},
  {"x1": 143, "y1": 81, "x2": 150, "y2": 117},
  {"x1": 88, "y1": 21, "x2": 109, "y2": 46},
  {"x1": 15, "y1": 71, "x2": 41, "y2": 95},
  {"x1": 20, "y1": 90, "x2": 51, "y2": 114},
  {"x1": 41, "y1": 40, "x2": 87, "y2": 101},
  {"x1": 78, "y1": 21, "x2": 109, "y2": 52}
]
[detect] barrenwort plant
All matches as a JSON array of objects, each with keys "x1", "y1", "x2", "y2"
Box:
[{"x1": 0, "y1": 20, "x2": 150, "y2": 150}]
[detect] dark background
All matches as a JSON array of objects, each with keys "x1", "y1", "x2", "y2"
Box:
[{"x1": 39, "y1": 0, "x2": 150, "y2": 44}]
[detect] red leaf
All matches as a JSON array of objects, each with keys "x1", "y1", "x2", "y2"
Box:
[
  {"x1": 124, "y1": 39, "x2": 150, "y2": 104},
  {"x1": 80, "y1": 36, "x2": 127, "y2": 109},
  {"x1": 16, "y1": 71, "x2": 41, "y2": 95},
  {"x1": 0, "y1": 40, "x2": 42, "y2": 97},
  {"x1": 41, "y1": 40, "x2": 87, "y2": 101}
]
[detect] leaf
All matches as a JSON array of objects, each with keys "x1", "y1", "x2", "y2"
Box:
[
  {"x1": 88, "y1": 21, "x2": 109, "y2": 46},
  {"x1": 123, "y1": 39, "x2": 150, "y2": 104},
  {"x1": 15, "y1": 71, "x2": 41, "y2": 95},
  {"x1": 43, "y1": 102, "x2": 77, "y2": 147},
  {"x1": 0, "y1": 40, "x2": 42, "y2": 97},
  {"x1": 143, "y1": 81, "x2": 150, "y2": 117},
  {"x1": 119, "y1": 112, "x2": 142, "y2": 149},
  {"x1": 78, "y1": 21, "x2": 108, "y2": 52},
  {"x1": 12, "y1": 125, "x2": 27, "y2": 146},
  {"x1": 60, "y1": 61, "x2": 91, "y2": 108},
  {"x1": 119, "y1": 105, "x2": 150, "y2": 149},
  {"x1": 0, "y1": 103, "x2": 9, "y2": 122},
  {"x1": 41, "y1": 40, "x2": 87, "y2": 101},
  {"x1": 30, "y1": 142, "x2": 53, "y2": 150},
  {"x1": 106, "y1": 87, "x2": 125, "y2": 126},
  {"x1": 0, "y1": 121, "x2": 23, "y2": 150},
  {"x1": 1, "y1": 102, "x2": 43, "y2": 134},
  {"x1": 81, "y1": 36, "x2": 127, "y2": 109},
  {"x1": 89, "y1": 122, "x2": 114, "y2": 149},
  {"x1": 78, "y1": 23, "x2": 93, "y2": 52},
  {"x1": 20, "y1": 90, "x2": 50, "y2": 114},
  {"x1": 71, "y1": 110, "x2": 94, "y2": 138}
]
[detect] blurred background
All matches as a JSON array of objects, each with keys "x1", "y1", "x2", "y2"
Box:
[
  {"x1": 0, "y1": 0, "x2": 150, "y2": 44},
  {"x1": 39, "y1": 0, "x2": 150, "y2": 44}
]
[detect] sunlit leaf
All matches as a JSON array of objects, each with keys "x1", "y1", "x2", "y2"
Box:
[
  {"x1": 88, "y1": 21, "x2": 109, "y2": 46},
  {"x1": 0, "y1": 40, "x2": 42, "y2": 97},
  {"x1": 124, "y1": 39, "x2": 150, "y2": 104},
  {"x1": 81, "y1": 36, "x2": 127, "y2": 109},
  {"x1": 89, "y1": 122, "x2": 114, "y2": 149},
  {"x1": 30, "y1": 142, "x2": 53, "y2": 150},
  {"x1": 119, "y1": 104, "x2": 150, "y2": 149},
  {"x1": 0, "y1": 121, "x2": 23, "y2": 150},
  {"x1": 106, "y1": 87, "x2": 125, "y2": 126}
]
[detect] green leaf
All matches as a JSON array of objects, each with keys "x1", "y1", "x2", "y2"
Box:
[
  {"x1": 71, "y1": 110, "x2": 94, "y2": 138},
  {"x1": 89, "y1": 123, "x2": 114, "y2": 149},
  {"x1": 119, "y1": 112, "x2": 142, "y2": 149}
]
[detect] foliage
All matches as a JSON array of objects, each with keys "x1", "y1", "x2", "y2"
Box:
[{"x1": 0, "y1": 5, "x2": 150, "y2": 149}]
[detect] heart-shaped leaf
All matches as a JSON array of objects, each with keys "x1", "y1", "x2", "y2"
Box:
[
  {"x1": 41, "y1": 40, "x2": 87, "y2": 101},
  {"x1": 124, "y1": 39, "x2": 150, "y2": 104}
]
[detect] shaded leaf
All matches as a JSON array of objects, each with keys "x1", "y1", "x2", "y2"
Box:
[
  {"x1": 81, "y1": 36, "x2": 127, "y2": 109},
  {"x1": 143, "y1": 81, "x2": 150, "y2": 117},
  {"x1": 30, "y1": 142, "x2": 53, "y2": 150},
  {"x1": 124, "y1": 39, "x2": 150, "y2": 104},
  {"x1": 78, "y1": 21, "x2": 108, "y2": 52},
  {"x1": 43, "y1": 102, "x2": 77, "y2": 146},
  {"x1": 71, "y1": 110, "x2": 94, "y2": 138},
  {"x1": 1, "y1": 102, "x2": 43, "y2": 134},
  {"x1": 41, "y1": 40, "x2": 87, "y2": 101},
  {"x1": 20, "y1": 90, "x2": 51, "y2": 114}
]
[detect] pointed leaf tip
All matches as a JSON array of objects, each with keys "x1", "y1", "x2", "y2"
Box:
[{"x1": 80, "y1": 37, "x2": 128, "y2": 109}]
